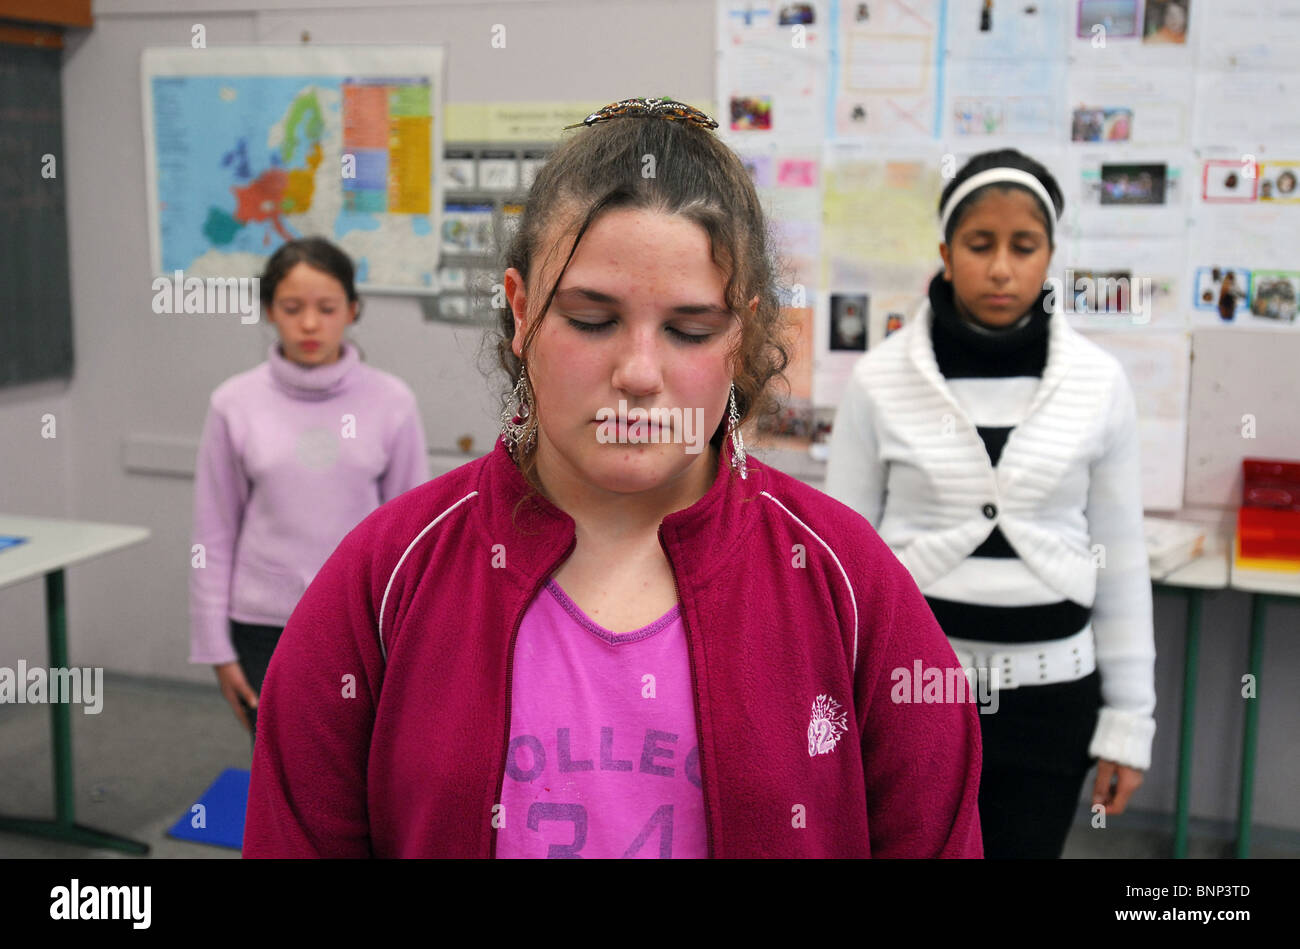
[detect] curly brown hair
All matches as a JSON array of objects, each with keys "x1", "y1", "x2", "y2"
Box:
[{"x1": 487, "y1": 109, "x2": 792, "y2": 495}]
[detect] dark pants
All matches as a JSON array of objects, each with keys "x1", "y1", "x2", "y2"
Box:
[
  {"x1": 975, "y1": 671, "x2": 1100, "y2": 859},
  {"x1": 230, "y1": 619, "x2": 285, "y2": 753},
  {"x1": 977, "y1": 761, "x2": 1091, "y2": 859}
]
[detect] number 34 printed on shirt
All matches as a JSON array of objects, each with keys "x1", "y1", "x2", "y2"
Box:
[{"x1": 525, "y1": 802, "x2": 674, "y2": 859}]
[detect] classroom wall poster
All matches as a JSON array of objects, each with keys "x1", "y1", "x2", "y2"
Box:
[{"x1": 142, "y1": 46, "x2": 446, "y2": 294}]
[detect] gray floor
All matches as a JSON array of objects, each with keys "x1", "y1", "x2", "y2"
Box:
[{"x1": 1, "y1": 673, "x2": 1296, "y2": 859}]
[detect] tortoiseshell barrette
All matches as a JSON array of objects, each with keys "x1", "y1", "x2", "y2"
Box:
[{"x1": 564, "y1": 96, "x2": 719, "y2": 131}]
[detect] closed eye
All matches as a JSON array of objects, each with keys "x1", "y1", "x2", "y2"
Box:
[{"x1": 565, "y1": 318, "x2": 713, "y2": 344}]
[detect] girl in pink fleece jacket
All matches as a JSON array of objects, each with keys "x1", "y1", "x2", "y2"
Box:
[{"x1": 243, "y1": 100, "x2": 982, "y2": 858}]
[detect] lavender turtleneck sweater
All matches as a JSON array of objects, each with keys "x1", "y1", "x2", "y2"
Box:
[{"x1": 189, "y1": 341, "x2": 429, "y2": 665}]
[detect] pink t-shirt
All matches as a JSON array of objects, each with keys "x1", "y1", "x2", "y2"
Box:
[{"x1": 496, "y1": 580, "x2": 707, "y2": 859}]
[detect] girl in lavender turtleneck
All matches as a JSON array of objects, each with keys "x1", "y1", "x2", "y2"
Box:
[{"x1": 189, "y1": 238, "x2": 429, "y2": 746}]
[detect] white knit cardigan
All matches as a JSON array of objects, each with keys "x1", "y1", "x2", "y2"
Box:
[{"x1": 826, "y1": 301, "x2": 1157, "y2": 771}]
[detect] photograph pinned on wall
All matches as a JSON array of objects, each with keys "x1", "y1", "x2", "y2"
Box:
[
  {"x1": 443, "y1": 148, "x2": 476, "y2": 192},
  {"x1": 1192, "y1": 266, "x2": 1251, "y2": 321},
  {"x1": 883, "y1": 311, "x2": 906, "y2": 337},
  {"x1": 778, "y1": 2, "x2": 817, "y2": 25},
  {"x1": 1099, "y1": 163, "x2": 1168, "y2": 204},
  {"x1": 1258, "y1": 162, "x2": 1300, "y2": 203},
  {"x1": 1142, "y1": 0, "x2": 1190, "y2": 44},
  {"x1": 1201, "y1": 158, "x2": 1259, "y2": 203},
  {"x1": 520, "y1": 150, "x2": 550, "y2": 190},
  {"x1": 1071, "y1": 107, "x2": 1133, "y2": 143},
  {"x1": 442, "y1": 202, "x2": 495, "y2": 255},
  {"x1": 1070, "y1": 269, "x2": 1135, "y2": 313},
  {"x1": 477, "y1": 149, "x2": 519, "y2": 192},
  {"x1": 730, "y1": 96, "x2": 773, "y2": 131},
  {"x1": 829, "y1": 293, "x2": 869, "y2": 351},
  {"x1": 1249, "y1": 271, "x2": 1300, "y2": 323},
  {"x1": 1076, "y1": 0, "x2": 1139, "y2": 38}
]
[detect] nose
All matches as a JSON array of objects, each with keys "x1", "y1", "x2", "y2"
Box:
[
  {"x1": 300, "y1": 308, "x2": 321, "y2": 332},
  {"x1": 988, "y1": 243, "x2": 1013, "y2": 284},
  {"x1": 610, "y1": 325, "x2": 665, "y2": 398}
]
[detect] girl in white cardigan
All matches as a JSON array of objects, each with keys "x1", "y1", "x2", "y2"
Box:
[{"x1": 826, "y1": 149, "x2": 1155, "y2": 858}]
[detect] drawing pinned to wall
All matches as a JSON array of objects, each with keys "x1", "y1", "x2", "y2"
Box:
[
  {"x1": 1079, "y1": 330, "x2": 1191, "y2": 510},
  {"x1": 944, "y1": 59, "x2": 1066, "y2": 141},
  {"x1": 1201, "y1": 157, "x2": 1259, "y2": 203},
  {"x1": 1192, "y1": 71, "x2": 1300, "y2": 146},
  {"x1": 831, "y1": 0, "x2": 942, "y2": 140},
  {"x1": 717, "y1": 0, "x2": 830, "y2": 142},
  {"x1": 1061, "y1": 235, "x2": 1184, "y2": 329},
  {"x1": 1068, "y1": 70, "x2": 1192, "y2": 147}
]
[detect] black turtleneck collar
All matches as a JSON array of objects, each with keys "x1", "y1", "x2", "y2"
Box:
[{"x1": 928, "y1": 270, "x2": 1051, "y2": 379}]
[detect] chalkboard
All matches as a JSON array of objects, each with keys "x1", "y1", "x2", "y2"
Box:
[{"x1": 0, "y1": 44, "x2": 73, "y2": 387}]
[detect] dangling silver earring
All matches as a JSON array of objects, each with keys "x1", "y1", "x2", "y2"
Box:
[
  {"x1": 500, "y1": 363, "x2": 536, "y2": 454},
  {"x1": 727, "y1": 381, "x2": 747, "y2": 480}
]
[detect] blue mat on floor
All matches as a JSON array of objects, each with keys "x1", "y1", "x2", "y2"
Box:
[{"x1": 166, "y1": 768, "x2": 249, "y2": 849}]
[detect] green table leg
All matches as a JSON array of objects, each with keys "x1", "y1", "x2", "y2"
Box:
[
  {"x1": 0, "y1": 569, "x2": 149, "y2": 854},
  {"x1": 1173, "y1": 588, "x2": 1203, "y2": 859},
  {"x1": 1236, "y1": 593, "x2": 1267, "y2": 859}
]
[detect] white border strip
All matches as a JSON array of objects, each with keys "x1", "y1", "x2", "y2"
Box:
[
  {"x1": 378, "y1": 490, "x2": 477, "y2": 660},
  {"x1": 759, "y1": 491, "x2": 860, "y2": 675}
]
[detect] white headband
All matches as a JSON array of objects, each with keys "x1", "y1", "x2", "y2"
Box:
[{"x1": 938, "y1": 167, "x2": 1057, "y2": 243}]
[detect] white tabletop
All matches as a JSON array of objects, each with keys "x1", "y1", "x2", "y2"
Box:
[
  {"x1": 0, "y1": 514, "x2": 151, "y2": 591},
  {"x1": 1230, "y1": 537, "x2": 1300, "y2": 597},
  {"x1": 1151, "y1": 531, "x2": 1231, "y2": 590}
]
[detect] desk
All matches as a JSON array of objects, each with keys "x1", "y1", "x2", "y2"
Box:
[
  {"x1": 1228, "y1": 554, "x2": 1300, "y2": 859},
  {"x1": 0, "y1": 514, "x2": 151, "y2": 854},
  {"x1": 1151, "y1": 535, "x2": 1230, "y2": 859}
]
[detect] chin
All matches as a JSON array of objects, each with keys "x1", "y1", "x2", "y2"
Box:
[{"x1": 581, "y1": 444, "x2": 697, "y2": 494}]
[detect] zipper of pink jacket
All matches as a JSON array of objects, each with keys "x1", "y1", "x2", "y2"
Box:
[
  {"x1": 658, "y1": 523, "x2": 717, "y2": 859},
  {"x1": 488, "y1": 533, "x2": 576, "y2": 859}
]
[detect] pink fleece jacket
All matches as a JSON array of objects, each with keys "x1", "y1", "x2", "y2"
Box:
[{"x1": 243, "y1": 435, "x2": 984, "y2": 858}]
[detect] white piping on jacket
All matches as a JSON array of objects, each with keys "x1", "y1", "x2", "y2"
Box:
[
  {"x1": 378, "y1": 491, "x2": 479, "y2": 661},
  {"x1": 759, "y1": 491, "x2": 860, "y2": 675}
]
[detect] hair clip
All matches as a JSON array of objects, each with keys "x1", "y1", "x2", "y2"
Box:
[{"x1": 564, "y1": 96, "x2": 719, "y2": 131}]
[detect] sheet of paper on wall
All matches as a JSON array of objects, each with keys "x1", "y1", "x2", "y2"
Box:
[
  {"x1": 815, "y1": 143, "x2": 944, "y2": 407},
  {"x1": 942, "y1": 0, "x2": 1066, "y2": 60},
  {"x1": 1067, "y1": 68, "x2": 1193, "y2": 148},
  {"x1": 737, "y1": 146, "x2": 824, "y2": 294},
  {"x1": 1192, "y1": 71, "x2": 1300, "y2": 147},
  {"x1": 831, "y1": 0, "x2": 942, "y2": 141},
  {"x1": 1060, "y1": 235, "x2": 1187, "y2": 331},
  {"x1": 1068, "y1": 0, "x2": 1197, "y2": 66},
  {"x1": 940, "y1": 58, "x2": 1066, "y2": 142},
  {"x1": 1067, "y1": 146, "x2": 1191, "y2": 237},
  {"x1": 1187, "y1": 205, "x2": 1300, "y2": 331},
  {"x1": 1195, "y1": 0, "x2": 1300, "y2": 71},
  {"x1": 1079, "y1": 330, "x2": 1191, "y2": 511},
  {"x1": 716, "y1": 0, "x2": 830, "y2": 142}
]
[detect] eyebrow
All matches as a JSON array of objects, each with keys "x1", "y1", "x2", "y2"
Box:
[
  {"x1": 554, "y1": 286, "x2": 732, "y2": 316},
  {"x1": 963, "y1": 229, "x2": 1045, "y2": 240}
]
